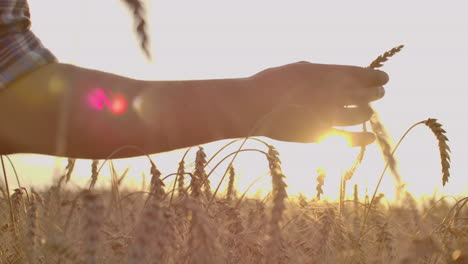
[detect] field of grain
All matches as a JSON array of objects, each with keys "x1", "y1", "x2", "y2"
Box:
[{"x1": 0, "y1": 137, "x2": 467, "y2": 264}]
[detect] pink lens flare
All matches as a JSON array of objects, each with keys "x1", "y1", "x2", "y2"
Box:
[{"x1": 87, "y1": 88, "x2": 128, "y2": 115}]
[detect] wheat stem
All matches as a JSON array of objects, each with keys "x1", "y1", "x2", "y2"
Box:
[
  {"x1": 362, "y1": 120, "x2": 424, "y2": 230},
  {"x1": 1, "y1": 155, "x2": 16, "y2": 232}
]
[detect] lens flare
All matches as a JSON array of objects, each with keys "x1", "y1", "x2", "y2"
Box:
[
  {"x1": 87, "y1": 88, "x2": 128, "y2": 115},
  {"x1": 318, "y1": 130, "x2": 352, "y2": 146},
  {"x1": 111, "y1": 94, "x2": 128, "y2": 115}
]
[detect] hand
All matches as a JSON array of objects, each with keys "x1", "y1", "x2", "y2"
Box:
[{"x1": 248, "y1": 61, "x2": 389, "y2": 146}]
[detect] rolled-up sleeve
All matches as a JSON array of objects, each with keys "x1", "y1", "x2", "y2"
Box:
[{"x1": 0, "y1": 0, "x2": 57, "y2": 89}]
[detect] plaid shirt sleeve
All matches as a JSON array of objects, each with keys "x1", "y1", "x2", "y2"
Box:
[{"x1": 0, "y1": 0, "x2": 57, "y2": 89}]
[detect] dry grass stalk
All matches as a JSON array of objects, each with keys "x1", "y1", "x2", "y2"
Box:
[
  {"x1": 64, "y1": 158, "x2": 75, "y2": 183},
  {"x1": 81, "y1": 191, "x2": 104, "y2": 264},
  {"x1": 226, "y1": 164, "x2": 236, "y2": 201},
  {"x1": 89, "y1": 159, "x2": 99, "y2": 189},
  {"x1": 121, "y1": 0, "x2": 151, "y2": 59},
  {"x1": 315, "y1": 168, "x2": 326, "y2": 200},
  {"x1": 265, "y1": 144, "x2": 288, "y2": 262},
  {"x1": 424, "y1": 118, "x2": 451, "y2": 186}
]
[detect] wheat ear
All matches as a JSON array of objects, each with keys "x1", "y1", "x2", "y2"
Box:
[
  {"x1": 226, "y1": 164, "x2": 236, "y2": 201},
  {"x1": 362, "y1": 118, "x2": 451, "y2": 229},
  {"x1": 64, "y1": 158, "x2": 75, "y2": 183},
  {"x1": 191, "y1": 147, "x2": 209, "y2": 199},
  {"x1": 315, "y1": 168, "x2": 326, "y2": 200},
  {"x1": 177, "y1": 160, "x2": 186, "y2": 197},
  {"x1": 346, "y1": 45, "x2": 404, "y2": 183},
  {"x1": 121, "y1": 0, "x2": 151, "y2": 59},
  {"x1": 149, "y1": 161, "x2": 165, "y2": 201},
  {"x1": 369, "y1": 45, "x2": 405, "y2": 69},
  {"x1": 89, "y1": 159, "x2": 99, "y2": 189},
  {"x1": 265, "y1": 144, "x2": 288, "y2": 262},
  {"x1": 423, "y1": 118, "x2": 451, "y2": 186}
]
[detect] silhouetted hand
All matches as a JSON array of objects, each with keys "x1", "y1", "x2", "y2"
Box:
[{"x1": 249, "y1": 62, "x2": 389, "y2": 146}]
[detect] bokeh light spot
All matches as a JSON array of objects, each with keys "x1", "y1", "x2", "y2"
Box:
[
  {"x1": 87, "y1": 88, "x2": 128, "y2": 115},
  {"x1": 111, "y1": 94, "x2": 128, "y2": 115},
  {"x1": 87, "y1": 88, "x2": 111, "y2": 111},
  {"x1": 48, "y1": 75, "x2": 65, "y2": 95}
]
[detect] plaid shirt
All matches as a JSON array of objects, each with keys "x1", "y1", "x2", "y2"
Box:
[{"x1": 0, "y1": 0, "x2": 56, "y2": 89}]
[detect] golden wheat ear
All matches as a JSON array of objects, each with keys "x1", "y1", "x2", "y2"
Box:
[
  {"x1": 369, "y1": 45, "x2": 404, "y2": 69},
  {"x1": 424, "y1": 118, "x2": 451, "y2": 186}
]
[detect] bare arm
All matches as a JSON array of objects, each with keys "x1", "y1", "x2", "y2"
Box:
[
  {"x1": 0, "y1": 63, "x2": 257, "y2": 159},
  {"x1": 0, "y1": 61, "x2": 388, "y2": 159}
]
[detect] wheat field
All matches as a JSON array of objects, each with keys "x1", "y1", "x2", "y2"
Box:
[{"x1": 0, "y1": 137, "x2": 466, "y2": 264}]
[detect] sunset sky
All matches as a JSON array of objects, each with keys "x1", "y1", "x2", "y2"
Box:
[{"x1": 5, "y1": 0, "x2": 467, "y2": 199}]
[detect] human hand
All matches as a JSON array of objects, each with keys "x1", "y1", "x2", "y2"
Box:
[{"x1": 248, "y1": 62, "x2": 389, "y2": 146}]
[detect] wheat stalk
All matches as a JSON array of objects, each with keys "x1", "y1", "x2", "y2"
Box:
[
  {"x1": 362, "y1": 118, "x2": 451, "y2": 230},
  {"x1": 89, "y1": 160, "x2": 99, "y2": 189},
  {"x1": 1, "y1": 156, "x2": 16, "y2": 235},
  {"x1": 82, "y1": 191, "x2": 103, "y2": 264},
  {"x1": 177, "y1": 160, "x2": 186, "y2": 197},
  {"x1": 370, "y1": 113, "x2": 403, "y2": 189},
  {"x1": 315, "y1": 168, "x2": 326, "y2": 200},
  {"x1": 149, "y1": 161, "x2": 165, "y2": 201},
  {"x1": 346, "y1": 45, "x2": 405, "y2": 187},
  {"x1": 191, "y1": 147, "x2": 209, "y2": 199},
  {"x1": 121, "y1": 0, "x2": 151, "y2": 59},
  {"x1": 265, "y1": 144, "x2": 288, "y2": 263},
  {"x1": 64, "y1": 158, "x2": 75, "y2": 183},
  {"x1": 226, "y1": 164, "x2": 236, "y2": 202},
  {"x1": 424, "y1": 118, "x2": 451, "y2": 186},
  {"x1": 129, "y1": 202, "x2": 174, "y2": 263},
  {"x1": 25, "y1": 193, "x2": 39, "y2": 263},
  {"x1": 185, "y1": 197, "x2": 222, "y2": 263},
  {"x1": 369, "y1": 45, "x2": 404, "y2": 69}
]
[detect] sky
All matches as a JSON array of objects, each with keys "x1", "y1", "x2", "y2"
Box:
[{"x1": 3, "y1": 0, "x2": 467, "y2": 200}]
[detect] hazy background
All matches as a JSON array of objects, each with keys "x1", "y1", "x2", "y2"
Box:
[{"x1": 4, "y1": 0, "x2": 466, "y2": 199}]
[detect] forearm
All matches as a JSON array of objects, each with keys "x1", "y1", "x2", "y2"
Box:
[
  {"x1": 0, "y1": 63, "x2": 257, "y2": 159},
  {"x1": 140, "y1": 78, "x2": 257, "y2": 151}
]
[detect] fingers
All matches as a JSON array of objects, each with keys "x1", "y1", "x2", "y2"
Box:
[
  {"x1": 332, "y1": 105, "x2": 374, "y2": 126},
  {"x1": 321, "y1": 65, "x2": 388, "y2": 106},
  {"x1": 255, "y1": 104, "x2": 376, "y2": 143},
  {"x1": 343, "y1": 66, "x2": 389, "y2": 88},
  {"x1": 338, "y1": 86, "x2": 385, "y2": 106}
]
